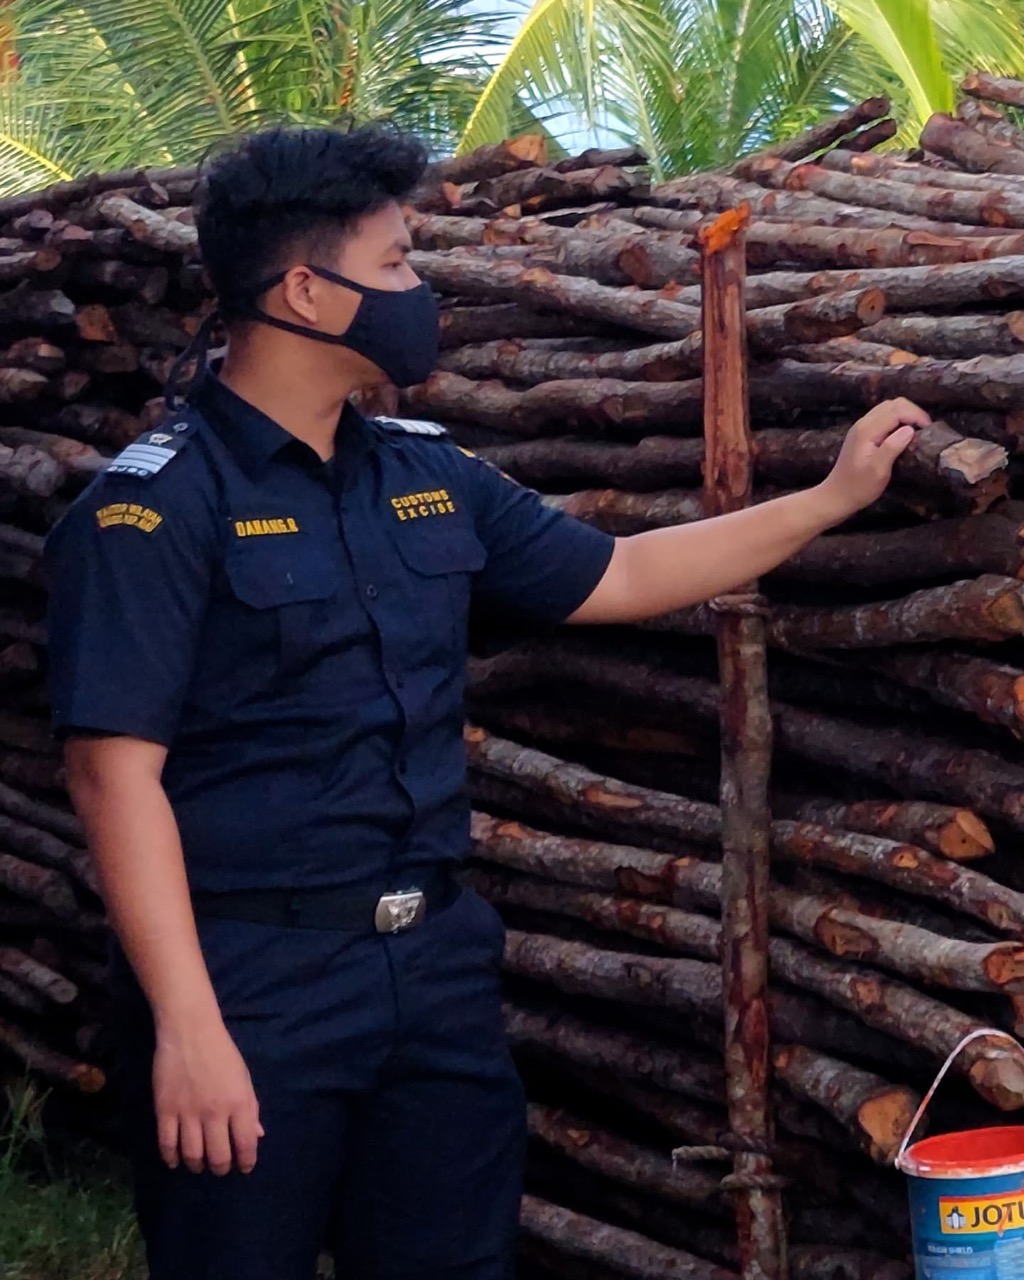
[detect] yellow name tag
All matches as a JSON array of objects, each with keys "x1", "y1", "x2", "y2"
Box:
[
  {"x1": 940, "y1": 1193, "x2": 1024, "y2": 1234},
  {"x1": 96, "y1": 503, "x2": 163, "y2": 533},
  {"x1": 390, "y1": 490, "x2": 456, "y2": 522},
  {"x1": 234, "y1": 518, "x2": 300, "y2": 537}
]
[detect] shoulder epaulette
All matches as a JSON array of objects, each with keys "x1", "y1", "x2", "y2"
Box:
[
  {"x1": 106, "y1": 415, "x2": 198, "y2": 479},
  {"x1": 374, "y1": 416, "x2": 449, "y2": 440}
]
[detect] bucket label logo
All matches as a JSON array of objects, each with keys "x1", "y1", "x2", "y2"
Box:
[{"x1": 940, "y1": 1193, "x2": 1024, "y2": 1235}]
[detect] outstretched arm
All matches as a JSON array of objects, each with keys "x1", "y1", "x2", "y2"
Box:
[{"x1": 566, "y1": 399, "x2": 930, "y2": 625}]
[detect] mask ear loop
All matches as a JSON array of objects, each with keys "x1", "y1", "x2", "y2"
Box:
[
  {"x1": 164, "y1": 310, "x2": 221, "y2": 409},
  {"x1": 229, "y1": 267, "x2": 360, "y2": 346},
  {"x1": 161, "y1": 269, "x2": 286, "y2": 409}
]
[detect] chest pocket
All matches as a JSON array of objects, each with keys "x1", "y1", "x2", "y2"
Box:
[
  {"x1": 392, "y1": 527, "x2": 487, "y2": 664},
  {"x1": 224, "y1": 538, "x2": 338, "y2": 683}
]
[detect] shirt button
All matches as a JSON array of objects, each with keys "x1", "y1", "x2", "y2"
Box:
[{"x1": 365, "y1": 584, "x2": 379, "y2": 600}]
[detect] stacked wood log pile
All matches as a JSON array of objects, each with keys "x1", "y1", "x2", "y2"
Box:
[{"x1": 6, "y1": 80, "x2": 1024, "y2": 1277}]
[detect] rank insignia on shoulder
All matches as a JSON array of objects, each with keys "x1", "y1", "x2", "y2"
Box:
[
  {"x1": 106, "y1": 419, "x2": 196, "y2": 478},
  {"x1": 374, "y1": 416, "x2": 449, "y2": 439}
]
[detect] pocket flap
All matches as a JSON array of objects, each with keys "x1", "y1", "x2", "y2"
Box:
[
  {"x1": 226, "y1": 543, "x2": 336, "y2": 609},
  {"x1": 394, "y1": 528, "x2": 487, "y2": 578}
]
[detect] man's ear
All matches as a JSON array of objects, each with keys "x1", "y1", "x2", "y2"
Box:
[{"x1": 279, "y1": 265, "x2": 319, "y2": 324}]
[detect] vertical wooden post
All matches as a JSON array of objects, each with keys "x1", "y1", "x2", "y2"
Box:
[{"x1": 699, "y1": 205, "x2": 787, "y2": 1280}]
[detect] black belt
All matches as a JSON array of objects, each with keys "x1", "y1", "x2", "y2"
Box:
[{"x1": 190, "y1": 868, "x2": 458, "y2": 933}]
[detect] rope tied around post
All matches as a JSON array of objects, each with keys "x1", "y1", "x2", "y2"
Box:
[
  {"x1": 671, "y1": 1139, "x2": 792, "y2": 1193},
  {"x1": 708, "y1": 592, "x2": 771, "y2": 618}
]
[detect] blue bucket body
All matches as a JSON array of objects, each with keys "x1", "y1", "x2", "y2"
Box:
[{"x1": 908, "y1": 1169, "x2": 1024, "y2": 1279}]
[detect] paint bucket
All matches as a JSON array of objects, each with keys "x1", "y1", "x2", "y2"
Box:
[{"x1": 896, "y1": 1029, "x2": 1024, "y2": 1280}]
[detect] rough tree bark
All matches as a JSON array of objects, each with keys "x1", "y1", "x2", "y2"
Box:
[
  {"x1": 921, "y1": 114, "x2": 1024, "y2": 177},
  {"x1": 732, "y1": 99, "x2": 891, "y2": 174},
  {"x1": 520, "y1": 1194, "x2": 736, "y2": 1280},
  {"x1": 699, "y1": 205, "x2": 786, "y2": 1280}
]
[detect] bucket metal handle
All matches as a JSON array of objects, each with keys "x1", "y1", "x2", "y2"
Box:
[{"x1": 895, "y1": 1027, "x2": 1021, "y2": 1172}]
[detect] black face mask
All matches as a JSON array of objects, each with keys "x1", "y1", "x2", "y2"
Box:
[{"x1": 247, "y1": 265, "x2": 440, "y2": 388}]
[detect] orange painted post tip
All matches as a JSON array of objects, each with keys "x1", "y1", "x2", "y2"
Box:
[{"x1": 698, "y1": 203, "x2": 752, "y2": 253}]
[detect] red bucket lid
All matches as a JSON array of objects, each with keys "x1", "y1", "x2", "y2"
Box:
[{"x1": 903, "y1": 1127, "x2": 1024, "y2": 1178}]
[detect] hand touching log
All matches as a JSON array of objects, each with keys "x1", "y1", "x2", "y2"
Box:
[
  {"x1": 567, "y1": 398, "x2": 930, "y2": 623},
  {"x1": 816, "y1": 398, "x2": 932, "y2": 521}
]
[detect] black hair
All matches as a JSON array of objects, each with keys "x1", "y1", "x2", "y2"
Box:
[{"x1": 195, "y1": 123, "x2": 429, "y2": 324}]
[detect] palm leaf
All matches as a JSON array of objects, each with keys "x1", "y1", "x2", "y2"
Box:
[
  {"x1": 231, "y1": 0, "x2": 502, "y2": 146},
  {"x1": 0, "y1": 84, "x2": 74, "y2": 192},
  {"x1": 822, "y1": 0, "x2": 953, "y2": 121},
  {"x1": 457, "y1": 0, "x2": 673, "y2": 155},
  {"x1": 0, "y1": 2, "x2": 172, "y2": 193},
  {"x1": 931, "y1": 0, "x2": 1024, "y2": 78},
  {"x1": 74, "y1": 0, "x2": 260, "y2": 149},
  {"x1": 4, "y1": 0, "x2": 506, "y2": 190},
  {"x1": 625, "y1": 0, "x2": 853, "y2": 175}
]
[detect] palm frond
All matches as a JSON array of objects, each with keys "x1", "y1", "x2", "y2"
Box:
[
  {"x1": 233, "y1": 0, "x2": 501, "y2": 147},
  {"x1": 620, "y1": 0, "x2": 851, "y2": 174},
  {"x1": 931, "y1": 0, "x2": 1024, "y2": 78},
  {"x1": 0, "y1": 2, "x2": 176, "y2": 193},
  {"x1": 4, "y1": 0, "x2": 505, "y2": 188},
  {"x1": 457, "y1": 0, "x2": 673, "y2": 155},
  {"x1": 822, "y1": 0, "x2": 953, "y2": 122}
]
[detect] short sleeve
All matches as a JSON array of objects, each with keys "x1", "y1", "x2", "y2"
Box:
[
  {"x1": 456, "y1": 448, "x2": 615, "y2": 625},
  {"x1": 45, "y1": 470, "x2": 218, "y2": 745}
]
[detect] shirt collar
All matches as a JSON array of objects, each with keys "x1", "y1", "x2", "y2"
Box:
[{"x1": 188, "y1": 363, "x2": 376, "y2": 483}]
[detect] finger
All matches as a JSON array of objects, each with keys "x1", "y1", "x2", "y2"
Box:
[
  {"x1": 157, "y1": 1112, "x2": 180, "y2": 1169},
  {"x1": 230, "y1": 1111, "x2": 261, "y2": 1174},
  {"x1": 893, "y1": 397, "x2": 931, "y2": 426},
  {"x1": 203, "y1": 1117, "x2": 235, "y2": 1178},
  {"x1": 879, "y1": 423, "x2": 917, "y2": 458},
  {"x1": 857, "y1": 400, "x2": 929, "y2": 445},
  {"x1": 179, "y1": 1116, "x2": 206, "y2": 1175},
  {"x1": 859, "y1": 410, "x2": 923, "y2": 447}
]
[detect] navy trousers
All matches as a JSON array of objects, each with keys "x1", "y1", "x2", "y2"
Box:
[{"x1": 110, "y1": 886, "x2": 526, "y2": 1280}]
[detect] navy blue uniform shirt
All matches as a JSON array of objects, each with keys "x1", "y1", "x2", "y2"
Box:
[{"x1": 45, "y1": 371, "x2": 615, "y2": 893}]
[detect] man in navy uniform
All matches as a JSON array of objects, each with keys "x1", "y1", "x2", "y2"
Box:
[{"x1": 46, "y1": 124, "x2": 928, "y2": 1280}]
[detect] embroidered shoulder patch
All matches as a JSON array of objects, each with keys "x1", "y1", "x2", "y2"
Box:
[
  {"x1": 96, "y1": 503, "x2": 163, "y2": 533},
  {"x1": 106, "y1": 419, "x2": 195, "y2": 478},
  {"x1": 375, "y1": 416, "x2": 448, "y2": 439}
]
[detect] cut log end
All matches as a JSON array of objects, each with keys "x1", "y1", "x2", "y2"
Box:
[
  {"x1": 70, "y1": 1063, "x2": 106, "y2": 1093},
  {"x1": 940, "y1": 810, "x2": 997, "y2": 861},
  {"x1": 984, "y1": 948, "x2": 1024, "y2": 990},
  {"x1": 938, "y1": 437, "x2": 1010, "y2": 486},
  {"x1": 509, "y1": 136, "x2": 548, "y2": 165},
  {"x1": 854, "y1": 287, "x2": 886, "y2": 326},
  {"x1": 856, "y1": 1090, "x2": 919, "y2": 1165},
  {"x1": 969, "y1": 1040, "x2": 1024, "y2": 1111},
  {"x1": 699, "y1": 204, "x2": 751, "y2": 254}
]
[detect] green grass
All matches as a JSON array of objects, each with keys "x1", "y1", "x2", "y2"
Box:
[
  {"x1": 0, "y1": 1078, "x2": 144, "y2": 1280},
  {"x1": 0, "y1": 1076, "x2": 345, "y2": 1278}
]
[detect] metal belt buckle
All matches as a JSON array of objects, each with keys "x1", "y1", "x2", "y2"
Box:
[{"x1": 375, "y1": 888, "x2": 426, "y2": 934}]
